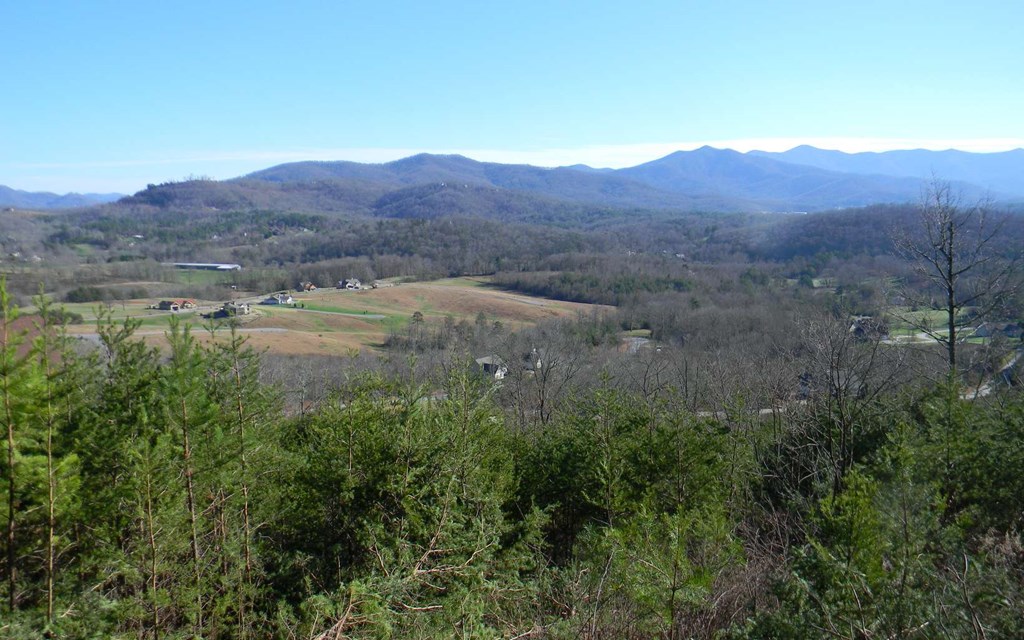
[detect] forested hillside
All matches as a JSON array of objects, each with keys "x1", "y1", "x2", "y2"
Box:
[
  {"x1": 2, "y1": 281, "x2": 1024, "y2": 638},
  {"x1": 2, "y1": 168, "x2": 1024, "y2": 638}
]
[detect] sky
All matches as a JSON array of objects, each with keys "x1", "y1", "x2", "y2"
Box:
[{"x1": 3, "y1": 0, "x2": 1024, "y2": 194}]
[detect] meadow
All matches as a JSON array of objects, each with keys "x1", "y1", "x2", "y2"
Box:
[{"x1": 59, "y1": 277, "x2": 608, "y2": 355}]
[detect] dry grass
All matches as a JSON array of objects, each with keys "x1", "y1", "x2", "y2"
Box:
[
  {"x1": 138, "y1": 329, "x2": 367, "y2": 356},
  {"x1": 63, "y1": 277, "x2": 609, "y2": 357},
  {"x1": 296, "y1": 278, "x2": 603, "y2": 325}
]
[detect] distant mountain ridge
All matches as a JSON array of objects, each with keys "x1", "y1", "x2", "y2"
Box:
[
  {"x1": 749, "y1": 145, "x2": 1024, "y2": 196},
  {"x1": 615, "y1": 146, "x2": 995, "y2": 210},
  {"x1": 67, "y1": 145, "x2": 1024, "y2": 220},
  {"x1": 242, "y1": 147, "x2": 1005, "y2": 213},
  {"x1": 242, "y1": 153, "x2": 757, "y2": 212},
  {"x1": 0, "y1": 185, "x2": 123, "y2": 209}
]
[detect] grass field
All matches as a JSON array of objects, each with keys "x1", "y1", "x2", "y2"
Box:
[
  {"x1": 887, "y1": 307, "x2": 955, "y2": 331},
  {"x1": 168, "y1": 268, "x2": 239, "y2": 285},
  {"x1": 60, "y1": 277, "x2": 609, "y2": 356}
]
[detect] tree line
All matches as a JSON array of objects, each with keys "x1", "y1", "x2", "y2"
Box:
[{"x1": 2, "y1": 280, "x2": 1023, "y2": 638}]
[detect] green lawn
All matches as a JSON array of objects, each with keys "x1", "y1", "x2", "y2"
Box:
[
  {"x1": 888, "y1": 327, "x2": 920, "y2": 337},
  {"x1": 887, "y1": 307, "x2": 957, "y2": 331},
  {"x1": 263, "y1": 303, "x2": 405, "y2": 331},
  {"x1": 300, "y1": 301, "x2": 388, "y2": 317},
  {"x1": 622, "y1": 329, "x2": 653, "y2": 338},
  {"x1": 170, "y1": 269, "x2": 235, "y2": 285},
  {"x1": 425, "y1": 277, "x2": 490, "y2": 288}
]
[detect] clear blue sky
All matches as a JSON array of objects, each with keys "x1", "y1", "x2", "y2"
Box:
[{"x1": 3, "y1": 0, "x2": 1023, "y2": 193}]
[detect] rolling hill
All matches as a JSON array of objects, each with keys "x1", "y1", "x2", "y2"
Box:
[
  {"x1": 243, "y1": 153, "x2": 749, "y2": 211},
  {"x1": 0, "y1": 185, "x2": 123, "y2": 209},
  {"x1": 243, "y1": 148, "x2": 999, "y2": 214},
  {"x1": 615, "y1": 146, "x2": 992, "y2": 210},
  {"x1": 80, "y1": 146, "x2": 1020, "y2": 222},
  {"x1": 748, "y1": 145, "x2": 1024, "y2": 197}
]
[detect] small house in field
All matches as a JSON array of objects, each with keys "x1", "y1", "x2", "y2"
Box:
[
  {"x1": 158, "y1": 298, "x2": 197, "y2": 312},
  {"x1": 338, "y1": 278, "x2": 362, "y2": 290},
  {"x1": 298, "y1": 281, "x2": 318, "y2": 291},
  {"x1": 260, "y1": 293, "x2": 294, "y2": 305},
  {"x1": 222, "y1": 301, "x2": 251, "y2": 316},
  {"x1": 475, "y1": 355, "x2": 508, "y2": 379},
  {"x1": 849, "y1": 316, "x2": 889, "y2": 341}
]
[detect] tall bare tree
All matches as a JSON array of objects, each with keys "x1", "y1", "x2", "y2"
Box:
[{"x1": 893, "y1": 180, "x2": 1021, "y2": 374}]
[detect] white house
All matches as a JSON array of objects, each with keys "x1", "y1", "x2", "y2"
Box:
[
  {"x1": 261, "y1": 293, "x2": 294, "y2": 305},
  {"x1": 475, "y1": 355, "x2": 508, "y2": 380}
]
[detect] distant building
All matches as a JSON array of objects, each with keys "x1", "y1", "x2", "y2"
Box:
[
  {"x1": 974, "y1": 322, "x2": 1023, "y2": 340},
  {"x1": 475, "y1": 355, "x2": 508, "y2": 379},
  {"x1": 849, "y1": 316, "x2": 889, "y2": 341},
  {"x1": 157, "y1": 299, "x2": 197, "y2": 312},
  {"x1": 260, "y1": 293, "x2": 294, "y2": 305},
  {"x1": 172, "y1": 262, "x2": 242, "y2": 271},
  {"x1": 205, "y1": 301, "x2": 252, "y2": 319},
  {"x1": 222, "y1": 301, "x2": 251, "y2": 316},
  {"x1": 338, "y1": 278, "x2": 362, "y2": 290},
  {"x1": 298, "y1": 281, "x2": 318, "y2": 291}
]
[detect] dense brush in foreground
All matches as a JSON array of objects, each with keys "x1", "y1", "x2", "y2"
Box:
[{"x1": 1, "y1": 286, "x2": 1023, "y2": 638}]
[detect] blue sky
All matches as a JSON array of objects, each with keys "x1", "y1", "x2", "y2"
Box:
[{"x1": 3, "y1": 0, "x2": 1023, "y2": 193}]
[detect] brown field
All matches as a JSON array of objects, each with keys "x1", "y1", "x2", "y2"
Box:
[
  {"x1": 298, "y1": 278, "x2": 602, "y2": 324},
  {"x1": 62, "y1": 277, "x2": 610, "y2": 357},
  {"x1": 136, "y1": 328, "x2": 368, "y2": 356}
]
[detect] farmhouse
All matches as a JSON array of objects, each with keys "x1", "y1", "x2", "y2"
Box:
[
  {"x1": 157, "y1": 299, "x2": 197, "y2": 311},
  {"x1": 222, "y1": 301, "x2": 251, "y2": 316},
  {"x1": 261, "y1": 293, "x2": 294, "y2": 305},
  {"x1": 849, "y1": 316, "x2": 889, "y2": 341},
  {"x1": 298, "y1": 281, "x2": 318, "y2": 291},
  {"x1": 475, "y1": 349, "x2": 544, "y2": 379},
  {"x1": 475, "y1": 355, "x2": 508, "y2": 379},
  {"x1": 338, "y1": 278, "x2": 362, "y2": 290}
]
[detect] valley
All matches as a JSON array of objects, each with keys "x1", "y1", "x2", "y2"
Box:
[
  {"x1": 58, "y1": 276, "x2": 608, "y2": 355},
  {"x1": 6, "y1": 3, "x2": 1024, "y2": 635},
  {"x1": 2, "y1": 152, "x2": 1023, "y2": 640}
]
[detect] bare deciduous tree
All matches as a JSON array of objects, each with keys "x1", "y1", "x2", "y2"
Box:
[
  {"x1": 801, "y1": 312, "x2": 905, "y2": 495},
  {"x1": 893, "y1": 180, "x2": 1021, "y2": 374}
]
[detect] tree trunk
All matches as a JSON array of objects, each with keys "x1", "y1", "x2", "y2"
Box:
[
  {"x1": 947, "y1": 215, "x2": 957, "y2": 373},
  {"x1": 144, "y1": 464, "x2": 160, "y2": 638},
  {"x1": 179, "y1": 396, "x2": 203, "y2": 635},
  {"x1": 2, "y1": 301, "x2": 17, "y2": 614}
]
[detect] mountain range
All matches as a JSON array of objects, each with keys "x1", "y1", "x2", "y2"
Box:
[
  {"x1": 6, "y1": 145, "x2": 1024, "y2": 213},
  {"x1": 240, "y1": 146, "x2": 1022, "y2": 213},
  {"x1": 749, "y1": 146, "x2": 1024, "y2": 196},
  {"x1": 0, "y1": 185, "x2": 122, "y2": 209}
]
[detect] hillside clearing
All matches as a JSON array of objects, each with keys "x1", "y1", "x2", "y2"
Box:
[{"x1": 62, "y1": 277, "x2": 609, "y2": 355}]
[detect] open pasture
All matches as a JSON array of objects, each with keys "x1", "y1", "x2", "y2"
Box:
[{"x1": 61, "y1": 277, "x2": 609, "y2": 356}]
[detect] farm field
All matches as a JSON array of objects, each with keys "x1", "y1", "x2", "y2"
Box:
[
  {"x1": 886, "y1": 307, "x2": 953, "y2": 331},
  {"x1": 61, "y1": 277, "x2": 609, "y2": 356}
]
